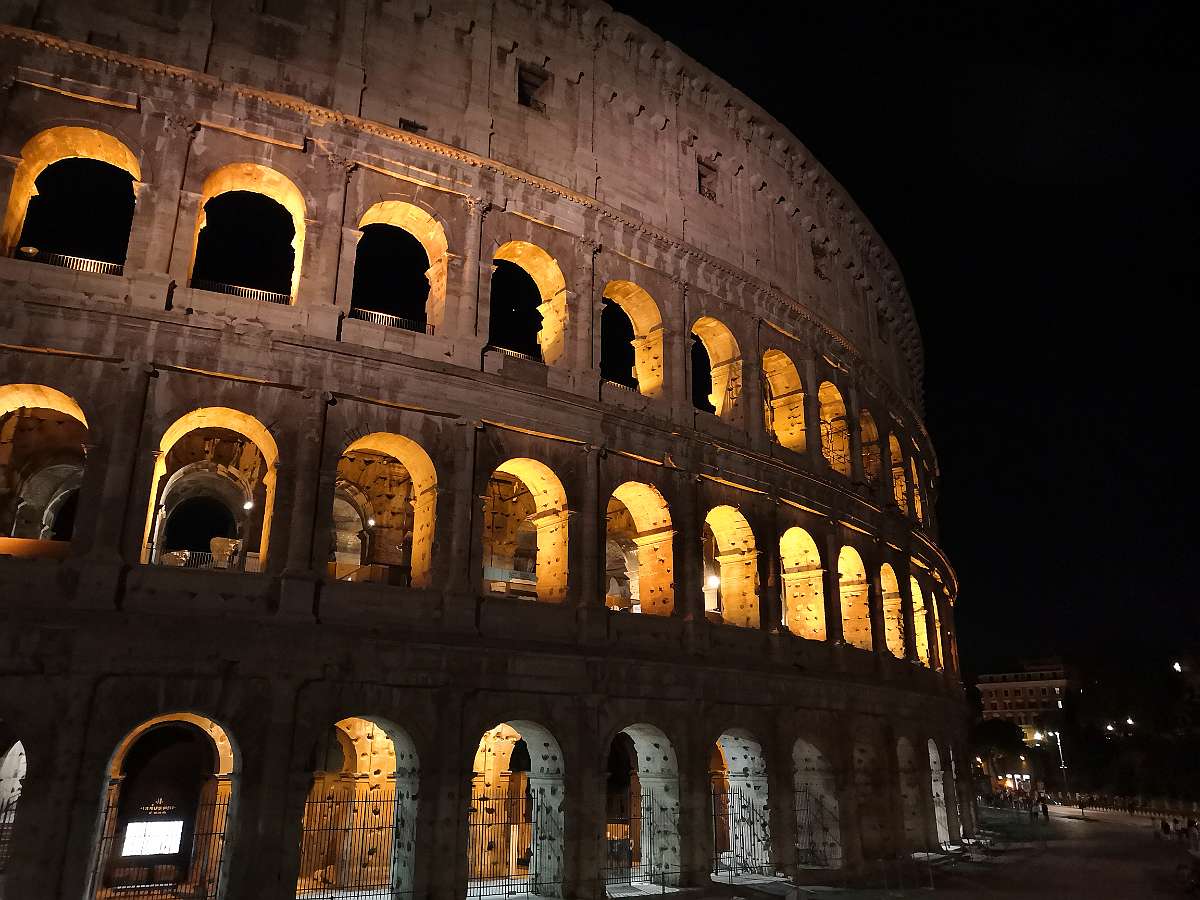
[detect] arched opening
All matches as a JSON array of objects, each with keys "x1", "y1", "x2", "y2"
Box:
[
  {"x1": 0, "y1": 384, "x2": 89, "y2": 557},
  {"x1": 295, "y1": 717, "x2": 419, "y2": 899},
  {"x1": 779, "y1": 527, "x2": 823, "y2": 640},
  {"x1": 701, "y1": 506, "x2": 758, "y2": 628},
  {"x1": 691, "y1": 318, "x2": 741, "y2": 418},
  {"x1": 468, "y1": 721, "x2": 565, "y2": 897},
  {"x1": 350, "y1": 201, "x2": 449, "y2": 332},
  {"x1": 189, "y1": 163, "x2": 306, "y2": 302},
  {"x1": 141, "y1": 408, "x2": 278, "y2": 572},
  {"x1": 910, "y1": 576, "x2": 930, "y2": 667},
  {"x1": 603, "y1": 724, "x2": 680, "y2": 889},
  {"x1": 852, "y1": 740, "x2": 885, "y2": 859},
  {"x1": 817, "y1": 383, "x2": 850, "y2": 477},
  {"x1": 931, "y1": 591, "x2": 946, "y2": 671},
  {"x1": 880, "y1": 564, "x2": 905, "y2": 659},
  {"x1": 601, "y1": 281, "x2": 664, "y2": 396},
  {"x1": 859, "y1": 410, "x2": 881, "y2": 485},
  {"x1": 792, "y1": 739, "x2": 840, "y2": 868},
  {"x1": 2, "y1": 126, "x2": 141, "y2": 268},
  {"x1": 837, "y1": 547, "x2": 871, "y2": 651},
  {"x1": 928, "y1": 740, "x2": 950, "y2": 846},
  {"x1": 710, "y1": 731, "x2": 770, "y2": 876},
  {"x1": 329, "y1": 433, "x2": 437, "y2": 588},
  {"x1": 89, "y1": 714, "x2": 236, "y2": 900},
  {"x1": 482, "y1": 459, "x2": 568, "y2": 602},
  {"x1": 888, "y1": 436, "x2": 909, "y2": 514},
  {"x1": 895, "y1": 738, "x2": 925, "y2": 850},
  {"x1": 0, "y1": 735, "x2": 26, "y2": 879},
  {"x1": 910, "y1": 459, "x2": 924, "y2": 522},
  {"x1": 490, "y1": 242, "x2": 568, "y2": 364},
  {"x1": 761, "y1": 350, "x2": 806, "y2": 452},
  {"x1": 604, "y1": 482, "x2": 674, "y2": 615}
]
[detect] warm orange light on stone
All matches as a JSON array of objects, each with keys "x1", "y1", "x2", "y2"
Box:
[
  {"x1": 779, "y1": 526, "x2": 823, "y2": 639},
  {"x1": 762, "y1": 349, "x2": 806, "y2": 452},
  {"x1": 692, "y1": 316, "x2": 742, "y2": 418},
  {"x1": 704, "y1": 504, "x2": 758, "y2": 628},
  {"x1": 359, "y1": 201, "x2": 450, "y2": 328},
  {"x1": 602, "y1": 280, "x2": 664, "y2": 396},
  {"x1": 494, "y1": 241, "x2": 568, "y2": 365},
  {"x1": 818, "y1": 382, "x2": 850, "y2": 477},
  {"x1": 838, "y1": 545, "x2": 871, "y2": 650},
  {"x1": 0, "y1": 383, "x2": 87, "y2": 426}
]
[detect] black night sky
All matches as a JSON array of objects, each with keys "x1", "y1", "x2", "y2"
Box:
[{"x1": 614, "y1": 1, "x2": 1200, "y2": 680}]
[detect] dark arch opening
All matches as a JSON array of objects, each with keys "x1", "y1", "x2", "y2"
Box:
[
  {"x1": 17, "y1": 158, "x2": 135, "y2": 264},
  {"x1": 509, "y1": 739, "x2": 531, "y2": 773},
  {"x1": 488, "y1": 259, "x2": 543, "y2": 359},
  {"x1": 164, "y1": 496, "x2": 236, "y2": 554},
  {"x1": 600, "y1": 300, "x2": 637, "y2": 388},
  {"x1": 691, "y1": 335, "x2": 716, "y2": 413},
  {"x1": 49, "y1": 488, "x2": 79, "y2": 541},
  {"x1": 191, "y1": 190, "x2": 294, "y2": 294},
  {"x1": 350, "y1": 223, "x2": 430, "y2": 327}
]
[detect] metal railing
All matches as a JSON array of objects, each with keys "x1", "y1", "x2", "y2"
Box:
[
  {"x1": 296, "y1": 791, "x2": 405, "y2": 899},
  {"x1": 16, "y1": 246, "x2": 123, "y2": 275},
  {"x1": 348, "y1": 306, "x2": 434, "y2": 335},
  {"x1": 155, "y1": 550, "x2": 262, "y2": 573},
  {"x1": 467, "y1": 788, "x2": 555, "y2": 897},
  {"x1": 794, "y1": 787, "x2": 841, "y2": 868},
  {"x1": 712, "y1": 787, "x2": 772, "y2": 877},
  {"x1": 485, "y1": 344, "x2": 543, "y2": 363},
  {"x1": 190, "y1": 278, "x2": 291, "y2": 305},
  {"x1": 0, "y1": 793, "x2": 17, "y2": 875},
  {"x1": 602, "y1": 379, "x2": 639, "y2": 394},
  {"x1": 602, "y1": 790, "x2": 679, "y2": 889}
]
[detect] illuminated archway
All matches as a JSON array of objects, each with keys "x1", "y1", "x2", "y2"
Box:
[
  {"x1": 355, "y1": 201, "x2": 450, "y2": 329},
  {"x1": 92, "y1": 713, "x2": 237, "y2": 900},
  {"x1": 296, "y1": 716, "x2": 419, "y2": 897},
  {"x1": 602, "y1": 281, "x2": 664, "y2": 396},
  {"x1": 817, "y1": 382, "x2": 850, "y2": 477},
  {"x1": 779, "y1": 527, "x2": 823, "y2": 640},
  {"x1": 603, "y1": 724, "x2": 680, "y2": 886},
  {"x1": 931, "y1": 591, "x2": 945, "y2": 671},
  {"x1": 702, "y1": 505, "x2": 758, "y2": 628},
  {"x1": 493, "y1": 241, "x2": 568, "y2": 365},
  {"x1": 691, "y1": 317, "x2": 742, "y2": 418},
  {"x1": 469, "y1": 720, "x2": 565, "y2": 897},
  {"x1": 888, "y1": 435, "x2": 909, "y2": 513},
  {"x1": 605, "y1": 481, "x2": 674, "y2": 615},
  {"x1": 910, "y1": 575, "x2": 930, "y2": 667},
  {"x1": 880, "y1": 564, "x2": 905, "y2": 658},
  {"x1": 482, "y1": 458, "x2": 568, "y2": 602},
  {"x1": 711, "y1": 730, "x2": 770, "y2": 874},
  {"x1": 762, "y1": 350, "x2": 806, "y2": 451},
  {"x1": 910, "y1": 458, "x2": 925, "y2": 522},
  {"x1": 140, "y1": 408, "x2": 279, "y2": 570},
  {"x1": 331, "y1": 433, "x2": 438, "y2": 588},
  {"x1": 189, "y1": 163, "x2": 306, "y2": 300},
  {"x1": 2, "y1": 126, "x2": 141, "y2": 257},
  {"x1": 928, "y1": 740, "x2": 950, "y2": 845},
  {"x1": 859, "y1": 410, "x2": 882, "y2": 484},
  {"x1": 837, "y1": 546, "x2": 871, "y2": 651},
  {"x1": 792, "y1": 738, "x2": 840, "y2": 868}
]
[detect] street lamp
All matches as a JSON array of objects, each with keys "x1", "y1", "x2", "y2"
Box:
[
  {"x1": 1173, "y1": 661, "x2": 1183, "y2": 673},
  {"x1": 1125, "y1": 717, "x2": 1134, "y2": 726},
  {"x1": 1047, "y1": 730, "x2": 1070, "y2": 795}
]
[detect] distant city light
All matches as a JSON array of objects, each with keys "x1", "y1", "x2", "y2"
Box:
[
  {"x1": 242, "y1": 500, "x2": 253, "y2": 510},
  {"x1": 1105, "y1": 724, "x2": 1114, "y2": 732},
  {"x1": 1173, "y1": 661, "x2": 1183, "y2": 673},
  {"x1": 1125, "y1": 717, "x2": 1134, "y2": 726},
  {"x1": 1033, "y1": 731, "x2": 1044, "y2": 741}
]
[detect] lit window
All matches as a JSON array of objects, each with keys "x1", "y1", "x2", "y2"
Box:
[{"x1": 122, "y1": 820, "x2": 184, "y2": 856}]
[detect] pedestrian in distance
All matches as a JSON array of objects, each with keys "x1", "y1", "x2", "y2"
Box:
[{"x1": 1041, "y1": 798, "x2": 1049, "y2": 821}]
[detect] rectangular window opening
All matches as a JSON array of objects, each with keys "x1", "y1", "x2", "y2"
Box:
[
  {"x1": 517, "y1": 62, "x2": 551, "y2": 113},
  {"x1": 697, "y1": 158, "x2": 719, "y2": 202}
]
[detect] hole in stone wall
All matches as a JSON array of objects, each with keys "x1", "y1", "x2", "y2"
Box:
[
  {"x1": 191, "y1": 190, "x2": 295, "y2": 295},
  {"x1": 351, "y1": 224, "x2": 431, "y2": 329},
  {"x1": 17, "y1": 158, "x2": 134, "y2": 264}
]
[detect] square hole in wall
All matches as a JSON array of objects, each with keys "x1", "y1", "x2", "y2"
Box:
[
  {"x1": 517, "y1": 62, "x2": 552, "y2": 113},
  {"x1": 697, "y1": 157, "x2": 719, "y2": 202}
]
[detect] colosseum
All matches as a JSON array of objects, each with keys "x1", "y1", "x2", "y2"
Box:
[{"x1": 0, "y1": 2, "x2": 969, "y2": 898}]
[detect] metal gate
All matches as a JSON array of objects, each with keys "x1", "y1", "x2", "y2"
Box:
[
  {"x1": 88, "y1": 794, "x2": 229, "y2": 899},
  {"x1": 794, "y1": 786, "x2": 840, "y2": 868},
  {"x1": 467, "y1": 787, "x2": 549, "y2": 897},
  {"x1": 0, "y1": 793, "x2": 17, "y2": 875},
  {"x1": 711, "y1": 787, "x2": 771, "y2": 876},
  {"x1": 602, "y1": 789, "x2": 678, "y2": 886},
  {"x1": 295, "y1": 789, "x2": 402, "y2": 898}
]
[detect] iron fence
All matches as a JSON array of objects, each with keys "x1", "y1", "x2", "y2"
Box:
[
  {"x1": 155, "y1": 550, "x2": 262, "y2": 573},
  {"x1": 191, "y1": 278, "x2": 291, "y2": 305},
  {"x1": 89, "y1": 794, "x2": 229, "y2": 899},
  {"x1": 467, "y1": 787, "x2": 553, "y2": 897},
  {"x1": 793, "y1": 787, "x2": 840, "y2": 868},
  {"x1": 16, "y1": 246, "x2": 124, "y2": 275},
  {"x1": 348, "y1": 307, "x2": 435, "y2": 335},
  {"x1": 296, "y1": 791, "x2": 404, "y2": 899},
  {"x1": 711, "y1": 786, "x2": 772, "y2": 877},
  {"x1": 485, "y1": 345, "x2": 543, "y2": 364},
  {"x1": 0, "y1": 793, "x2": 16, "y2": 874}
]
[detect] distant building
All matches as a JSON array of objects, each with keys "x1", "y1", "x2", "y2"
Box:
[{"x1": 977, "y1": 660, "x2": 1069, "y2": 744}]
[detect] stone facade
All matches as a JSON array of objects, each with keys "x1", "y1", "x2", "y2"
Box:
[{"x1": 0, "y1": 3, "x2": 969, "y2": 899}]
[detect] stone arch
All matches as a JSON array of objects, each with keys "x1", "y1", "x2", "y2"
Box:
[
  {"x1": 817, "y1": 382, "x2": 850, "y2": 476},
  {"x1": 140, "y1": 408, "x2": 279, "y2": 570},
  {"x1": 931, "y1": 590, "x2": 946, "y2": 671},
  {"x1": 295, "y1": 715, "x2": 420, "y2": 896},
  {"x1": 604, "y1": 723, "x2": 681, "y2": 885},
  {"x1": 702, "y1": 505, "x2": 759, "y2": 628},
  {"x1": 761, "y1": 349, "x2": 806, "y2": 452},
  {"x1": 494, "y1": 241, "x2": 569, "y2": 365},
  {"x1": 779, "y1": 527, "x2": 824, "y2": 640},
  {"x1": 468, "y1": 720, "x2": 566, "y2": 897},
  {"x1": 837, "y1": 546, "x2": 871, "y2": 651},
  {"x1": 0, "y1": 736, "x2": 27, "y2": 876},
  {"x1": 792, "y1": 738, "x2": 841, "y2": 868},
  {"x1": 355, "y1": 200, "x2": 451, "y2": 329},
  {"x1": 332, "y1": 432, "x2": 438, "y2": 588},
  {"x1": 880, "y1": 563, "x2": 904, "y2": 658},
  {"x1": 189, "y1": 162, "x2": 306, "y2": 300},
  {"x1": 602, "y1": 281, "x2": 665, "y2": 396},
  {"x1": 605, "y1": 481, "x2": 674, "y2": 615},
  {"x1": 711, "y1": 729, "x2": 770, "y2": 874},
  {"x1": 927, "y1": 739, "x2": 950, "y2": 845},
  {"x1": 691, "y1": 316, "x2": 742, "y2": 418},
  {"x1": 482, "y1": 458, "x2": 569, "y2": 602},
  {"x1": 909, "y1": 575, "x2": 930, "y2": 667},
  {"x1": 91, "y1": 713, "x2": 237, "y2": 899},
  {"x1": 888, "y1": 435, "x2": 909, "y2": 513},
  {"x1": 910, "y1": 458, "x2": 924, "y2": 522},
  {"x1": 859, "y1": 409, "x2": 882, "y2": 484},
  {"x1": 1, "y1": 125, "x2": 141, "y2": 257}
]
